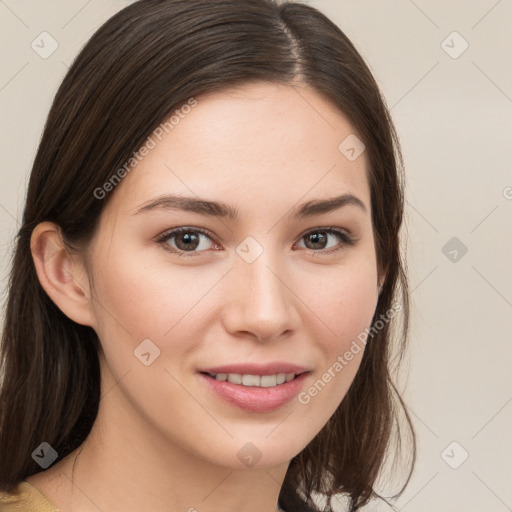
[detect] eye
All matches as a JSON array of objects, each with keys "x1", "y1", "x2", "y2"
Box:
[
  {"x1": 156, "y1": 227, "x2": 219, "y2": 256},
  {"x1": 295, "y1": 228, "x2": 355, "y2": 254},
  {"x1": 156, "y1": 226, "x2": 355, "y2": 258}
]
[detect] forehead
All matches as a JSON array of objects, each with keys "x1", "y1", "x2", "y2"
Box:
[{"x1": 111, "y1": 82, "x2": 370, "y2": 216}]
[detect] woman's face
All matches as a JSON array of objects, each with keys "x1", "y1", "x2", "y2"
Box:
[{"x1": 81, "y1": 81, "x2": 380, "y2": 469}]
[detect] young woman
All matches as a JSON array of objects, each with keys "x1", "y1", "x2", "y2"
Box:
[{"x1": 0, "y1": 1, "x2": 415, "y2": 511}]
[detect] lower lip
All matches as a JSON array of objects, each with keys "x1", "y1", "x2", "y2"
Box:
[{"x1": 198, "y1": 372, "x2": 309, "y2": 413}]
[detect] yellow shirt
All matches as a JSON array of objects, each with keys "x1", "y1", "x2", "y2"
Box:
[{"x1": 0, "y1": 481, "x2": 59, "y2": 511}]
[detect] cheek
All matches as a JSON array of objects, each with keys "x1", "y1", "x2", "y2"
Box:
[
  {"x1": 300, "y1": 258, "x2": 378, "y2": 349},
  {"x1": 292, "y1": 266, "x2": 377, "y2": 426},
  {"x1": 89, "y1": 248, "x2": 220, "y2": 356}
]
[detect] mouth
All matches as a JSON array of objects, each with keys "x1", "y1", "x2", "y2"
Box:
[{"x1": 197, "y1": 369, "x2": 310, "y2": 413}]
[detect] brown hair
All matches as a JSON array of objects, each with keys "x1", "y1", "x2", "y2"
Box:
[{"x1": 0, "y1": 0, "x2": 415, "y2": 510}]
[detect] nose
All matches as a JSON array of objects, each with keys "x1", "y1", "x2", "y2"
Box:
[{"x1": 220, "y1": 249, "x2": 301, "y2": 343}]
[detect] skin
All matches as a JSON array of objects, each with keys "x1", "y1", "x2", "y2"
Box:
[{"x1": 28, "y1": 81, "x2": 383, "y2": 512}]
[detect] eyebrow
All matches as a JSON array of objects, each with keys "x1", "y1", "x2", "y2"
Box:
[{"x1": 131, "y1": 192, "x2": 367, "y2": 219}]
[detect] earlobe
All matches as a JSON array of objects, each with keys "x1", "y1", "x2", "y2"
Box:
[{"x1": 30, "y1": 221, "x2": 96, "y2": 328}]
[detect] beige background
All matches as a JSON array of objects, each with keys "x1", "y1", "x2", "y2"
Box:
[{"x1": 1, "y1": 1, "x2": 511, "y2": 510}]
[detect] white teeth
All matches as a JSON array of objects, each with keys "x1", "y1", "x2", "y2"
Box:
[
  {"x1": 242, "y1": 374, "x2": 260, "y2": 386},
  {"x1": 208, "y1": 372, "x2": 298, "y2": 387},
  {"x1": 260, "y1": 375, "x2": 277, "y2": 387},
  {"x1": 227, "y1": 373, "x2": 242, "y2": 384}
]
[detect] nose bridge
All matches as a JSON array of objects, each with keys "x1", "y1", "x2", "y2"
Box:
[{"x1": 225, "y1": 241, "x2": 298, "y2": 340}]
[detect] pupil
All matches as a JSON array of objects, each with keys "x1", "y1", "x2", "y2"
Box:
[
  {"x1": 177, "y1": 232, "x2": 199, "y2": 251},
  {"x1": 307, "y1": 232, "x2": 326, "y2": 249}
]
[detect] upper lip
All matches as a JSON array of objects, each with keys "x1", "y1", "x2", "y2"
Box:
[{"x1": 199, "y1": 362, "x2": 310, "y2": 376}]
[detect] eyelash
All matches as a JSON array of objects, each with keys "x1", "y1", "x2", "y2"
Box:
[{"x1": 155, "y1": 226, "x2": 356, "y2": 258}]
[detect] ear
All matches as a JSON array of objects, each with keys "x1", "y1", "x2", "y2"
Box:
[{"x1": 30, "y1": 221, "x2": 96, "y2": 328}]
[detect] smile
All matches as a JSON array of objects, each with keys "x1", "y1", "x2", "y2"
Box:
[{"x1": 199, "y1": 371, "x2": 309, "y2": 412}]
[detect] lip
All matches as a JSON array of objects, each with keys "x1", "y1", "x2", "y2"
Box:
[
  {"x1": 198, "y1": 362, "x2": 309, "y2": 376},
  {"x1": 198, "y1": 371, "x2": 310, "y2": 413}
]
